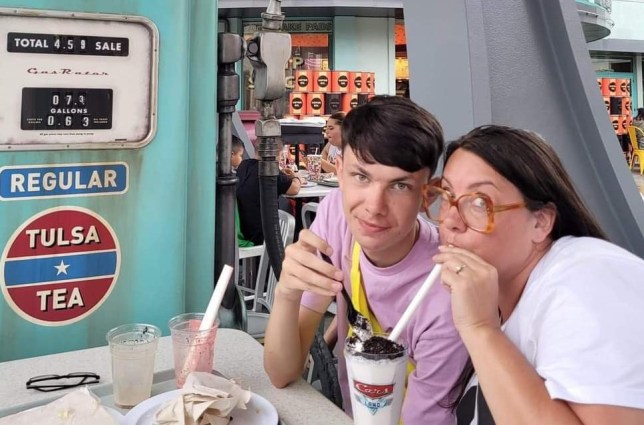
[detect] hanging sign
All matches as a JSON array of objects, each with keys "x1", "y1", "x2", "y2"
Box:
[{"x1": 1, "y1": 207, "x2": 120, "y2": 326}]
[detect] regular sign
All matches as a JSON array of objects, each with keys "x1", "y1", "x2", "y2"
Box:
[{"x1": 1, "y1": 207, "x2": 120, "y2": 326}]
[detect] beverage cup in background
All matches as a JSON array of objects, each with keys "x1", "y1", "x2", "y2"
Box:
[
  {"x1": 344, "y1": 338, "x2": 408, "y2": 425},
  {"x1": 306, "y1": 154, "x2": 322, "y2": 181},
  {"x1": 106, "y1": 323, "x2": 161, "y2": 408},
  {"x1": 168, "y1": 313, "x2": 219, "y2": 388}
]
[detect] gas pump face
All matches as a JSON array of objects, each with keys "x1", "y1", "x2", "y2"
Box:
[
  {"x1": 0, "y1": 8, "x2": 158, "y2": 150},
  {"x1": 0, "y1": 8, "x2": 163, "y2": 353}
]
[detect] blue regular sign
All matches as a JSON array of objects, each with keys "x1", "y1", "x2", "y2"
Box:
[{"x1": 0, "y1": 162, "x2": 128, "y2": 200}]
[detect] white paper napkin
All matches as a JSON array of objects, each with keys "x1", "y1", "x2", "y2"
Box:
[
  {"x1": 0, "y1": 387, "x2": 120, "y2": 425},
  {"x1": 155, "y1": 372, "x2": 251, "y2": 425}
]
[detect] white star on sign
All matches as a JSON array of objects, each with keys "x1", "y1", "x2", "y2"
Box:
[{"x1": 54, "y1": 260, "x2": 70, "y2": 276}]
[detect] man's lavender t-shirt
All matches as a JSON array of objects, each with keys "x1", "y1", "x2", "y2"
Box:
[{"x1": 301, "y1": 189, "x2": 468, "y2": 425}]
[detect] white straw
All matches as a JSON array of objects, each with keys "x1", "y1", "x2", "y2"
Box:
[
  {"x1": 200, "y1": 264, "x2": 234, "y2": 330},
  {"x1": 388, "y1": 264, "x2": 442, "y2": 342}
]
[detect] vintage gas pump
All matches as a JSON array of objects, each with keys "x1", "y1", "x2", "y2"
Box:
[{"x1": 246, "y1": 0, "x2": 291, "y2": 278}]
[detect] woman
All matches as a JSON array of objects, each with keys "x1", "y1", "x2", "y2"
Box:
[
  {"x1": 633, "y1": 108, "x2": 644, "y2": 149},
  {"x1": 427, "y1": 125, "x2": 644, "y2": 424},
  {"x1": 320, "y1": 112, "x2": 344, "y2": 174}
]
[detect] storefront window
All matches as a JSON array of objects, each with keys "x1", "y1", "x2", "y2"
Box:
[
  {"x1": 590, "y1": 52, "x2": 633, "y2": 73},
  {"x1": 242, "y1": 20, "x2": 332, "y2": 113}
]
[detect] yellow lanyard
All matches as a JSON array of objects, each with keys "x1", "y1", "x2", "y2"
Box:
[{"x1": 348, "y1": 242, "x2": 415, "y2": 425}]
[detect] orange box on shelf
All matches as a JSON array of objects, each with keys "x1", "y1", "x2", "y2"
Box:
[
  {"x1": 349, "y1": 72, "x2": 364, "y2": 93},
  {"x1": 324, "y1": 93, "x2": 342, "y2": 115},
  {"x1": 610, "y1": 115, "x2": 620, "y2": 134},
  {"x1": 619, "y1": 115, "x2": 630, "y2": 134},
  {"x1": 597, "y1": 78, "x2": 603, "y2": 93},
  {"x1": 294, "y1": 70, "x2": 313, "y2": 92},
  {"x1": 306, "y1": 92, "x2": 325, "y2": 115},
  {"x1": 600, "y1": 79, "x2": 611, "y2": 96},
  {"x1": 602, "y1": 96, "x2": 610, "y2": 113},
  {"x1": 622, "y1": 97, "x2": 632, "y2": 115},
  {"x1": 341, "y1": 93, "x2": 359, "y2": 112},
  {"x1": 616, "y1": 79, "x2": 629, "y2": 97},
  {"x1": 289, "y1": 92, "x2": 305, "y2": 115},
  {"x1": 313, "y1": 71, "x2": 331, "y2": 92},
  {"x1": 607, "y1": 79, "x2": 618, "y2": 96},
  {"x1": 331, "y1": 71, "x2": 350, "y2": 92},
  {"x1": 364, "y1": 72, "x2": 375, "y2": 94}
]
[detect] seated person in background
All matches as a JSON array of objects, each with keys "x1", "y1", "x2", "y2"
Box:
[
  {"x1": 429, "y1": 125, "x2": 644, "y2": 424},
  {"x1": 236, "y1": 138, "x2": 301, "y2": 245},
  {"x1": 320, "y1": 112, "x2": 344, "y2": 174},
  {"x1": 231, "y1": 136, "x2": 245, "y2": 173},
  {"x1": 633, "y1": 107, "x2": 644, "y2": 149},
  {"x1": 264, "y1": 96, "x2": 468, "y2": 425}
]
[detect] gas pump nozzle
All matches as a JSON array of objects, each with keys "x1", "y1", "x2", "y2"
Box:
[
  {"x1": 247, "y1": 2, "x2": 291, "y2": 102},
  {"x1": 247, "y1": 0, "x2": 292, "y2": 283}
]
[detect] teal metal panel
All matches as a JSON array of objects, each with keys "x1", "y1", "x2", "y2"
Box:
[{"x1": 0, "y1": 0, "x2": 217, "y2": 361}]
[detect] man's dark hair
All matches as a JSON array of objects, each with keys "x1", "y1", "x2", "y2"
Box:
[{"x1": 341, "y1": 95, "x2": 444, "y2": 174}]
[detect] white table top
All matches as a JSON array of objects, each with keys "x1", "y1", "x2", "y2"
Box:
[
  {"x1": 285, "y1": 183, "x2": 336, "y2": 199},
  {"x1": 0, "y1": 328, "x2": 351, "y2": 425}
]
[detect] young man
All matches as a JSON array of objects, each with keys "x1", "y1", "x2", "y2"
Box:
[{"x1": 264, "y1": 96, "x2": 468, "y2": 425}]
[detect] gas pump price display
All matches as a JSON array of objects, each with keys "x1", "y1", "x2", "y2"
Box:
[
  {"x1": 0, "y1": 8, "x2": 159, "y2": 150},
  {"x1": 22, "y1": 88, "x2": 113, "y2": 130},
  {"x1": 8, "y1": 32, "x2": 129, "y2": 56}
]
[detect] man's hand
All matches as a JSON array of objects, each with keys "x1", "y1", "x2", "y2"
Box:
[{"x1": 277, "y1": 229, "x2": 344, "y2": 303}]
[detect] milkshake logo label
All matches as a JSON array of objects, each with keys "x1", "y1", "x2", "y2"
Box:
[
  {"x1": 311, "y1": 97, "x2": 323, "y2": 110},
  {"x1": 353, "y1": 380, "x2": 394, "y2": 415},
  {"x1": 317, "y1": 75, "x2": 329, "y2": 88},
  {"x1": 1, "y1": 207, "x2": 120, "y2": 326},
  {"x1": 297, "y1": 74, "x2": 309, "y2": 88},
  {"x1": 292, "y1": 96, "x2": 303, "y2": 109}
]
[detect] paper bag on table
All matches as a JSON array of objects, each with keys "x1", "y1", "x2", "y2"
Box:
[
  {"x1": 155, "y1": 372, "x2": 251, "y2": 425},
  {"x1": 0, "y1": 387, "x2": 120, "y2": 425}
]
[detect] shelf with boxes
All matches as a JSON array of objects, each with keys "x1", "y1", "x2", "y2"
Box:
[
  {"x1": 598, "y1": 77, "x2": 633, "y2": 138},
  {"x1": 288, "y1": 70, "x2": 376, "y2": 118}
]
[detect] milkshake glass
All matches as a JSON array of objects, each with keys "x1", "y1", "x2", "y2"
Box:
[{"x1": 344, "y1": 337, "x2": 407, "y2": 425}]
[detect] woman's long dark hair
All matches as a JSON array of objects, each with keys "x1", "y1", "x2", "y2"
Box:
[{"x1": 442, "y1": 125, "x2": 607, "y2": 410}]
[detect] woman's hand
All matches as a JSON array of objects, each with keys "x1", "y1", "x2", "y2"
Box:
[
  {"x1": 277, "y1": 229, "x2": 344, "y2": 303},
  {"x1": 433, "y1": 245, "x2": 501, "y2": 335}
]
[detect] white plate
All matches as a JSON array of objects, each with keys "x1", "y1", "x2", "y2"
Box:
[
  {"x1": 124, "y1": 390, "x2": 278, "y2": 425},
  {"x1": 323, "y1": 177, "x2": 338, "y2": 183},
  {"x1": 301, "y1": 181, "x2": 318, "y2": 188}
]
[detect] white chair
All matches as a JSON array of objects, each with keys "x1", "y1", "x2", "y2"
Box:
[
  {"x1": 236, "y1": 245, "x2": 265, "y2": 302},
  {"x1": 247, "y1": 210, "x2": 296, "y2": 339},
  {"x1": 301, "y1": 202, "x2": 319, "y2": 229}
]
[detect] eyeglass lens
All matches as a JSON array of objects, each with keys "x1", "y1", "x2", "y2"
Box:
[{"x1": 428, "y1": 190, "x2": 491, "y2": 232}]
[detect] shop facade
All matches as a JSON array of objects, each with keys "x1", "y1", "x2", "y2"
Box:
[{"x1": 218, "y1": 1, "x2": 404, "y2": 114}]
